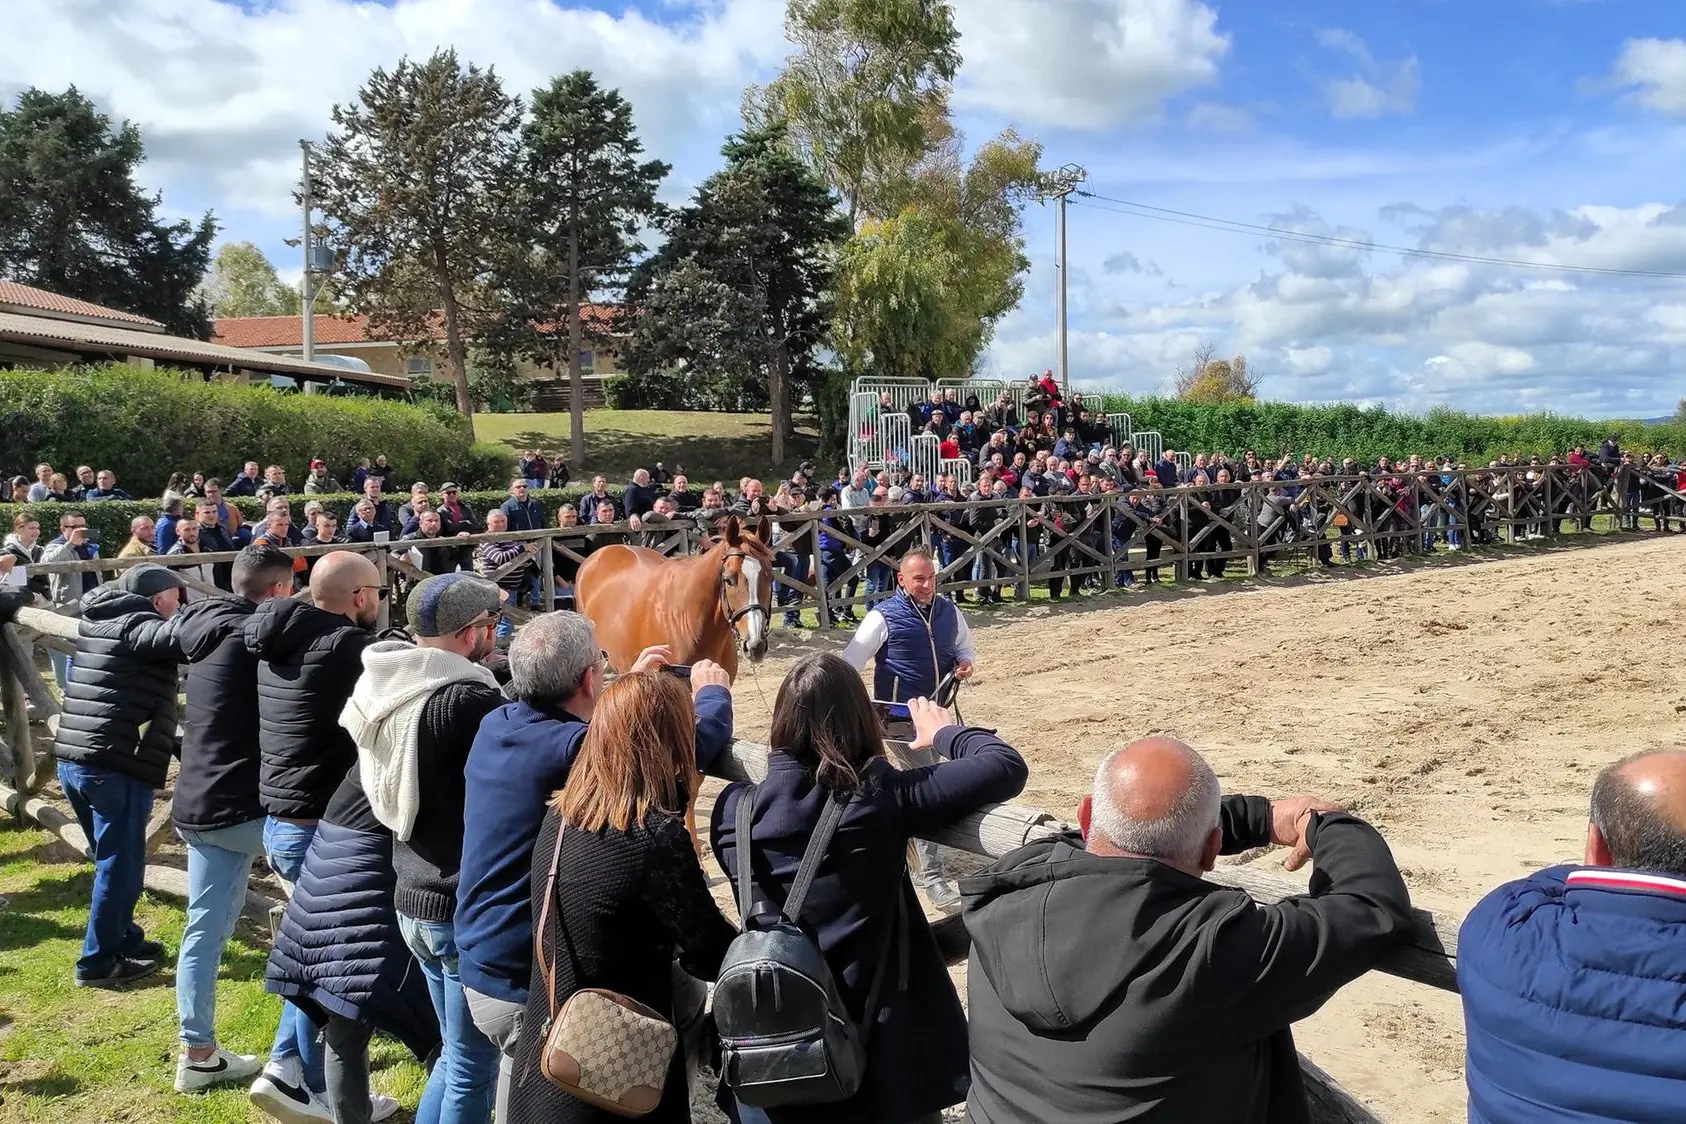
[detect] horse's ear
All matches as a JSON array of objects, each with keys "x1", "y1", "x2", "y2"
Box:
[
  {"x1": 754, "y1": 516, "x2": 772, "y2": 543},
  {"x1": 723, "y1": 516, "x2": 742, "y2": 546}
]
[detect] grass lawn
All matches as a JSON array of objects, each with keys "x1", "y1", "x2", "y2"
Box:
[
  {"x1": 0, "y1": 824, "x2": 425, "y2": 1123},
  {"x1": 473, "y1": 409, "x2": 821, "y2": 485}
]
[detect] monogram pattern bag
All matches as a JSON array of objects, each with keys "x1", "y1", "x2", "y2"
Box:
[{"x1": 534, "y1": 819, "x2": 677, "y2": 1117}]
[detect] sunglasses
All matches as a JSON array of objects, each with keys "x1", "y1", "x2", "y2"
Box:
[{"x1": 357, "y1": 585, "x2": 392, "y2": 601}]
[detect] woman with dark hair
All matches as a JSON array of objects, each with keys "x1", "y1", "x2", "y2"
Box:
[
  {"x1": 510, "y1": 671, "x2": 736, "y2": 1124},
  {"x1": 710, "y1": 652, "x2": 1027, "y2": 1124}
]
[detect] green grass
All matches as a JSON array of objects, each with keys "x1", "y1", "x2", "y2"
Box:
[
  {"x1": 0, "y1": 824, "x2": 425, "y2": 1122},
  {"x1": 473, "y1": 409, "x2": 821, "y2": 484}
]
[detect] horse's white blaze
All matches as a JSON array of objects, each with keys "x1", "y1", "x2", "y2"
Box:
[{"x1": 741, "y1": 556, "x2": 766, "y2": 649}]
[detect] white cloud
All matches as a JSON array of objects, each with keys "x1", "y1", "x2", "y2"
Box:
[
  {"x1": 1609, "y1": 37, "x2": 1686, "y2": 115},
  {"x1": 952, "y1": 0, "x2": 1230, "y2": 129},
  {"x1": 1314, "y1": 28, "x2": 1419, "y2": 119},
  {"x1": 0, "y1": 0, "x2": 787, "y2": 218},
  {"x1": 1186, "y1": 101, "x2": 1252, "y2": 131}
]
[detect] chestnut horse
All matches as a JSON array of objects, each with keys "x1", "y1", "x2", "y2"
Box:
[{"x1": 576, "y1": 515, "x2": 775, "y2": 679}]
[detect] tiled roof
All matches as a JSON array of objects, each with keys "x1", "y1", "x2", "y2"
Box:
[
  {"x1": 0, "y1": 281, "x2": 165, "y2": 330},
  {"x1": 212, "y1": 305, "x2": 621, "y2": 349}
]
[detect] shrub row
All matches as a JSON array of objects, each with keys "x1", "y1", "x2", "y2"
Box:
[
  {"x1": 0, "y1": 366, "x2": 516, "y2": 497},
  {"x1": 1099, "y1": 396, "x2": 1686, "y2": 464}
]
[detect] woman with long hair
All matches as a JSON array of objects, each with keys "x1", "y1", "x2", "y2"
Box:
[
  {"x1": 509, "y1": 671, "x2": 735, "y2": 1124},
  {"x1": 710, "y1": 652, "x2": 1027, "y2": 1124}
]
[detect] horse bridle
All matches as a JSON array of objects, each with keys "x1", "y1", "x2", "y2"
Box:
[{"x1": 718, "y1": 549, "x2": 771, "y2": 640}]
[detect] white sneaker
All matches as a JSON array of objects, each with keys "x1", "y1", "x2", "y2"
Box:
[
  {"x1": 176, "y1": 1046, "x2": 263, "y2": 1092},
  {"x1": 249, "y1": 1059, "x2": 332, "y2": 1123},
  {"x1": 370, "y1": 1093, "x2": 401, "y2": 1121}
]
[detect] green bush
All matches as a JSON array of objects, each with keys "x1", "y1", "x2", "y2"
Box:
[
  {"x1": 0, "y1": 485, "x2": 628, "y2": 550},
  {"x1": 1100, "y1": 395, "x2": 1686, "y2": 464},
  {"x1": 0, "y1": 365, "x2": 513, "y2": 498}
]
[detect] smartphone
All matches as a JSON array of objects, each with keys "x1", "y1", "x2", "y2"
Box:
[
  {"x1": 373, "y1": 531, "x2": 390, "y2": 545},
  {"x1": 871, "y1": 699, "x2": 911, "y2": 722},
  {"x1": 661, "y1": 664, "x2": 692, "y2": 680}
]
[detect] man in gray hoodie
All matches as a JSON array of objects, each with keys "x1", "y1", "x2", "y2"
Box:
[{"x1": 961, "y1": 737, "x2": 1411, "y2": 1124}]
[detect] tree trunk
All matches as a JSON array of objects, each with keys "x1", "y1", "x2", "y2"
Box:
[
  {"x1": 435, "y1": 249, "x2": 474, "y2": 417},
  {"x1": 768, "y1": 342, "x2": 791, "y2": 466},
  {"x1": 568, "y1": 228, "x2": 585, "y2": 470}
]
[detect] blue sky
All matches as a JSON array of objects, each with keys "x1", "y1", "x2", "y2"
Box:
[{"x1": 5, "y1": 0, "x2": 1686, "y2": 416}]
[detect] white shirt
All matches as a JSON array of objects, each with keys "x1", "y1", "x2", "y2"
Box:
[{"x1": 839, "y1": 601, "x2": 976, "y2": 672}]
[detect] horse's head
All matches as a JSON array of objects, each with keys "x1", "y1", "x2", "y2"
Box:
[{"x1": 716, "y1": 515, "x2": 774, "y2": 662}]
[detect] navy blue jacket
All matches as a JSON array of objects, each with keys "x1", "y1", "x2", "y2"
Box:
[
  {"x1": 710, "y1": 725, "x2": 1029, "y2": 1124},
  {"x1": 1460, "y1": 864, "x2": 1686, "y2": 1122},
  {"x1": 500, "y1": 496, "x2": 546, "y2": 532},
  {"x1": 872, "y1": 592, "x2": 962, "y2": 703},
  {"x1": 266, "y1": 766, "x2": 440, "y2": 1061},
  {"x1": 455, "y1": 685, "x2": 734, "y2": 1005}
]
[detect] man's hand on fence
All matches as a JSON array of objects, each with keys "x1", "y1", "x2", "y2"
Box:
[{"x1": 1269, "y1": 796, "x2": 1345, "y2": 872}]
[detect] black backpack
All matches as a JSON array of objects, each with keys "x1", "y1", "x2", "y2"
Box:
[{"x1": 713, "y1": 785, "x2": 905, "y2": 1108}]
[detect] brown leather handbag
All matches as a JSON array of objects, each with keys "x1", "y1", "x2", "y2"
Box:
[{"x1": 534, "y1": 819, "x2": 678, "y2": 1117}]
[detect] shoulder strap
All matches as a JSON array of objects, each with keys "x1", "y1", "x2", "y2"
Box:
[
  {"x1": 783, "y1": 791, "x2": 850, "y2": 923},
  {"x1": 533, "y1": 816, "x2": 568, "y2": 1020},
  {"x1": 733, "y1": 784, "x2": 757, "y2": 930}
]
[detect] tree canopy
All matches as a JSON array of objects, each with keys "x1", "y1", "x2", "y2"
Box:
[
  {"x1": 0, "y1": 87, "x2": 217, "y2": 338},
  {"x1": 202, "y1": 241, "x2": 301, "y2": 318}
]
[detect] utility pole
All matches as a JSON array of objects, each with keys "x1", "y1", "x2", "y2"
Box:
[
  {"x1": 1049, "y1": 164, "x2": 1086, "y2": 393},
  {"x1": 300, "y1": 140, "x2": 315, "y2": 368}
]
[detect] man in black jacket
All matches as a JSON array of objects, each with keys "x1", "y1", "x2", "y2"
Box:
[
  {"x1": 56, "y1": 564, "x2": 188, "y2": 988},
  {"x1": 341, "y1": 573, "x2": 506, "y2": 1117},
  {"x1": 244, "y1": 549, "x2": 382, "y2": 1118},
  {"x1": 171, "y1": 546, "x2": 295, "y2": 1092},
  {"x1": 962, "y1": 736, "x2": 1412, "y2": 1124}
]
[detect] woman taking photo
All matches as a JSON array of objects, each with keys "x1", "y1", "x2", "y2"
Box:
[
  {"x1": 710, "y1": 652, "x2": 1028, "y2": 1124},
  {"x1": 509, "y1": 671, "x2": 736, "y2": 1124}
]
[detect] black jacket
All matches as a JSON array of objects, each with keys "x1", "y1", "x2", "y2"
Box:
[
  {"x1": 960, "y1": 799, "x2": 1412, "y2": 1124},
  {"x1": 175, "y1": 596, "x2": 266, "y2": 832},
  {"x1": 710, "y1": 725, "x2": 1029, "y2": 1124},
  {"x1": 393, "y1": 680, "x2": 507, "y2": 923},
  {"x1": 197, "y1": 523, "x2": 238, "y2": 591},
  {"x1": 56, "y1": 585, "x2": 186, "y2": 787},
  {"x1": 246, "y1": 599, "x2": 370, "y2": 820}
]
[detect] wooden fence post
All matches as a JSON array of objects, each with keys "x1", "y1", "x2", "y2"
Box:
[
  {"x1": 539, "y1": 538, "x2": 556, "y2": 612},
  {"x1": 810, "y1": 515, "x2": 831, "y2": 631},
  {"x1": 1015, "y1": 503, "x2": 1031, "y2": 602},
  {"x1": 375, "y1": 547, "x2": 391, "y2": 630}
]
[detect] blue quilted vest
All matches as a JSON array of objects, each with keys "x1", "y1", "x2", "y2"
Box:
[{"x1": 872, "y1": 592, "x2": 960, "y2": 703}]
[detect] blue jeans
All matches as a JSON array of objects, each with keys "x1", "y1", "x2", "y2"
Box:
[
  {"x1": 49, "y1": 650, "x2": 71, "y2": 691},
  {"x1": 57, "y1": 759, "x2": 153, "y2": 977},
  {"x1": 865, "y1": 561, "x2": 895, "y2": 607},
  {"x1": 264, "y1": 817, "x2": 326, "y2": 1092},
  {"x1": 177, "y1": 819, "x2": 266, "y2": 1049},
  {"x1": 399, "y1": 916, "x2": 498, "y2": 1124}
]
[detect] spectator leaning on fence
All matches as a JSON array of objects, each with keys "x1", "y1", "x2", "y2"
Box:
[
  {"x1": 962, "y1": 736, "x2": 1412, "y2": 1124},
  {"x1": 1459, "y1": 749, "x2": 1686, "y2": 1122},
  {"x1": 56, "y1": 564, "x2": 189, "y2": 988}
]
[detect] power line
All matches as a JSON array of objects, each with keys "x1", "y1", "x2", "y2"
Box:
[{"x1": 1070, "y1": 190, "x2": 1686, "y2": 280}]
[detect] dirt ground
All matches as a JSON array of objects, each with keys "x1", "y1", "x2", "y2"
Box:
[{"x1": 715, "y1": 533, "x2": 1686, "y2": 1123}]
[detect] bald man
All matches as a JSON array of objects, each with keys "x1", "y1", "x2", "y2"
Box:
[
  {"x1": 962, "y1": 737, "x2": 1411, "y2": 1124},
  {"x1": 1461, "y1": 749, "x2": 1686, "y2": 1122},
  {"x1": 244, "y1": 549, "x2": 384, "y2": 1113}
]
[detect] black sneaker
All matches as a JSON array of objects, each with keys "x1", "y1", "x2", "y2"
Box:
[
  {"x1": 126, "y1": 938, "x2": 165, "y2": 961},
  {"x1": 75, "y1": 957, "x2": 158, "y2": 989}
]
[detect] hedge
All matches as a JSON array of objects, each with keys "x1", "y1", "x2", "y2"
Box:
[
  {"x1": 0, "y1": 486, "x2": 628, "y2": 549},
  {"x1": 1099, "y1": 396, "x2": 1686, "y2": 464},
  {"x1": 0, "y1": 366, "x2": 516, "y2": 498}
]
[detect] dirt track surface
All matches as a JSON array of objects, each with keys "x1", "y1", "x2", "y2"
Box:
[{"x1": 722, "y1": 533, "x2": 1686, "y2": 1123}]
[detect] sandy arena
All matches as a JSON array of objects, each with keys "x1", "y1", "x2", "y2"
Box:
[{"x1": 713, "y1": 533, "x2": 1686, "y2": 1123}]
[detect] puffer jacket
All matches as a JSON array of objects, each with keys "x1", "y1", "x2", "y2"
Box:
[
  {"x1": 55, "y1": 584, "x2": 185, "y2": 787},
  {"x1": 174, "y1": 596, "x2": 265, "y2": 833},
  {"x1": 245, "y1": 599, "x2": 370, "y2": 820},
  {"x1": 1460, "y1": 864, "x2": 1686, "y2": 1122},
  {"x1": 266, "y1": 765, "x2": 440, "y2": 1061}
]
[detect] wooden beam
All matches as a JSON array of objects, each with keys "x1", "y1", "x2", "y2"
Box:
[
  {"x1": 1301, "y1": 1057, "x2": 1386, "y2": 1124},
  {"x1": 0, "y1": 661, "x2": 34, "y2": 797},
  {"x1": 0, "y1": 781, "x2": 89, "y2": 854},
  {"x1": 0, "y1": 624, "x2": 59, "y2": 716}
]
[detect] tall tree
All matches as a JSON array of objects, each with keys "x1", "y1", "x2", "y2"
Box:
[
  {"x1": 202, "y1": 241, "x2": 301, "y2": 317},
  {"x1": 745, "y1": 0, "x2": 960, "y2": 225},
  {"x1": 0, "y1": 87, "x2": 217, "y2": 337},
  {"x1": 311, "y1": 51, "x2": 521, "y2": 415},
  {"x1": 500, "y1": 71, "x2": 669, "y2": 468},
  {"x1": 625, "y1": 125, "x2": 846, "y2": 463}
]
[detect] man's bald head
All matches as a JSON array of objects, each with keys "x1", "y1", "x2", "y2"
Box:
[
  {"x1": 1589, "y1": 750, "x2": 1686, "y2": 876},
  {"x1": 310, "y1": 550, "x2": 380, "y2": 618},
  {"x1": 1084, "y1": 737, "x2": 1222, "y2": 873}
]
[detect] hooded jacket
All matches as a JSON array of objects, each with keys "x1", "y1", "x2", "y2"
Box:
[
  {"x1": 174, "y1": 596, "x2": 266, "y2": 832},
  {"x1": 245, "y1": 599, "x2": 370, "y2": 820},
  {"x1": 55, "y1": 584, "x2": 185, "y2": 787},
  {"x1": 960, "y1": 799, "x2": 1412, "y2": 1124},
  {"x1": 342, "y1": 639, "x2": 500, "y2": 843}
]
